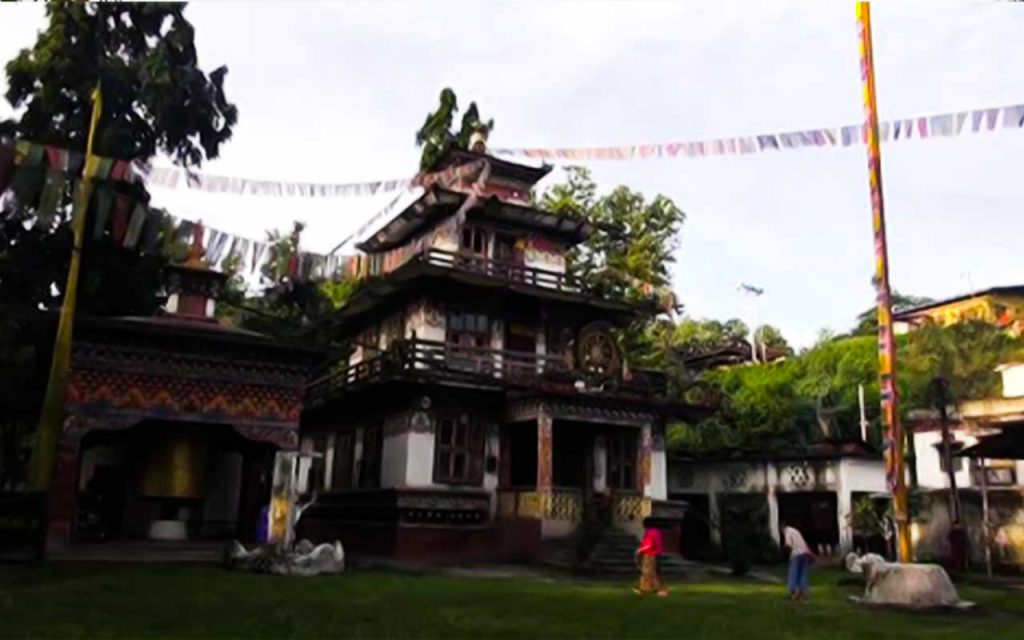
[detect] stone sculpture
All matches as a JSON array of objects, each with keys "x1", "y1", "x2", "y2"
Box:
[
  {"x1": 845, "y1": 553, "x2": 973, "y2": 609},
  {"x1": 225, "y1": 539, "x2": 345, "y2": 576}
]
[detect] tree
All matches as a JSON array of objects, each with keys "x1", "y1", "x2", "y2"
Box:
[
  {"x1": 1, "y1": 2, "x2": 238, "y2": 317},
  {"x1": 215, "y1": 222, "x2": 360, "y2": 349},
  {"x1": 900, "y1": 320, "x2": 1024, "y2": 409},
  {"x1": 0, "y1": 3, "x2": 237, "y2": 486},
  {"x1": 753, "y1": 324, "x2": 792, "y2": 356},
  {"x1": 674, "y1": 318, "x2": 749, "y2": 354},
  {"x1": 3, "y1": 3, "x2": 236, "y2": 167},
  {"x1": 852, "y1": 291, "x2": 933, "y2": 336},
  {"x1": 415, "y1": 88, "x2": 494, "y2": 170},
  {"x1": 796, "y1": 334, "x2": 879, "y2": 440},
  {"x1": 538, "y1": 166, "x2": 684, "y2": 307}
]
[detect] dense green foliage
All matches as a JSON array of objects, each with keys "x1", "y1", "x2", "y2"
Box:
[
  {"x1": 415, "y1": 88, "x2": 494, "y2": 170},
  {"x1": 539, "y1": 166, "x2": 684, "y2": 308},
  {"x1": 0, "y1": 3, "x2": 240, "y2": 487},
  {"x1": 673, "y1": 320, "x2": 1024, "y2": 454},
  {"x1": 851, "y1": 291, "x2": 934, "y2": 336},
  {"x1": 3, "y1": 3, "x2": 236, "y2": 166},
  {"x1": 1, "y1": 2, "x2": 237, "y2": 315}
]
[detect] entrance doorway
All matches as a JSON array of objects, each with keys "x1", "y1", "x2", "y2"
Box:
[
  {"x1": 75, "y1": 422, "x2": 274, "y2": 544},
  {"x1": 553, "y1": 423, "x2": 590, "y2": 490},
  {"x1": 500, "y1": 423, "x2": 537, "y2": 488},
  {"x1": 777, "y1": 491, "x2": 839, "y2": 552}
]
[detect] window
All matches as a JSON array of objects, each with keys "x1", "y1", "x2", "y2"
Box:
[
  {"x1": 461, "y1": 226, "x2": 488, "y2": 255},
  {"x1": 607, "y1": 432, "x2": 638, "y2": 490},
  {"x1": 434, "y1": 414, "x2": 485, "y2": 485},
  {"x1": 972, "y1": 460, "x2": 1017, "y2": 487},
  {"x1": 545, "y1": 323, "x2": 575, "y2": 371},
  {"x1": 332, "y1": 431, "x2": 355, "y2": 491},
  {"x1": 358, "y1": 424, "x2": 383, "y2": 489},
  {"x1": 447, "y1": 309, "x2": 491, "y2": 371},
  {"x1": 935, "y1": 441, "x2": 964, "y2": 473}
]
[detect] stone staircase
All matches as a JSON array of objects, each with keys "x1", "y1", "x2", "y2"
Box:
[{"x1": 541, "y1": 528, "x2": 689, "y2": 577}]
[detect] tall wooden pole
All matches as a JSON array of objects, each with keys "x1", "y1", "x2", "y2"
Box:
[
  {"x1": 27, "y1": 84, "x2": 102, "y2": 491},
  {"x1": 932, "y1": 377, "x2": 962, "y2": 525},
  {"x1": 856, "y1": 2, "x2": 912, "y2": 562},
  {"x1": 979, "y1": 457, "x2": 993, "y2": 578}
]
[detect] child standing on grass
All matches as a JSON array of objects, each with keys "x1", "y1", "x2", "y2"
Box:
[
  {"x1": 634, "y1": 517, "x2": 669, "y2": 597},
  {"x1": 781, "y1": 520, "x2": 814, "y2": 602}
]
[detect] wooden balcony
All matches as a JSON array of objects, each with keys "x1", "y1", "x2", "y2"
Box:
[
  {"x1": 307, "y1": 338, "x2": 668, "y2": 406},
  {"x1": 420, "y1": 248, "x2": 582, "y2": 293}
]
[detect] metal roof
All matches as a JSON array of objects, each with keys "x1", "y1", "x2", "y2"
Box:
[{"x1": 895, "y1": 285, "x2": 1024, "y2": 319}]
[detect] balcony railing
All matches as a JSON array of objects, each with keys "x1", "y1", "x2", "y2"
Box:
[
  {"x1": 421, "y1": 249, "x2": 582, "y2": 293},
  {"x1": 307, "y1": 338, "x2": 668, "y2": 405}
]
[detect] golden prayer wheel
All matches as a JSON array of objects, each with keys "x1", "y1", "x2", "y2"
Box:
[{"x1": 141, "y1": 431, "x2": 207, "y2": 499}]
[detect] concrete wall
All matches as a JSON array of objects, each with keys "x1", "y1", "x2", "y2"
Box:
[
  {"x1": 669, "y1": 457, "x2": 886, "y2": 553},
  {"x1": 644, "y1": 425, "x2": 667, "y2": 501},
  {"x1": 912, "y1": 488, "x2": 1024, "y2": 568},
  {"x1": 999, "y1": 363, "x2": 1024, "y2": 397},
  {"x1": 405, "y1": 431, "x2": 435, "y2": 487},
  {"x1": 914, "y1": 430, "x2": 979, "y2": 490},
  {"x1": 381, "y1": 432, "x2": 410, "y2": 489}
]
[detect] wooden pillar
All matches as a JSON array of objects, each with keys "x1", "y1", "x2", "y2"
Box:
[
  {"x1": 537, "y1": 409, "x2": 552, "y2": 492},
  {"x1": 639, "y1": 423, "x2": 653, "y2": 495},
  {"x1": 45, "y1": 432, "x2": 82, "y2": 554}
]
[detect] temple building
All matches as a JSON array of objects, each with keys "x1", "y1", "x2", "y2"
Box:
[
  {"x1": 46, "y1": 230, "x2": 314, "y2": 553},
  {"x1": 299, "y1": 143, "x2": 700, "y2": 562}
]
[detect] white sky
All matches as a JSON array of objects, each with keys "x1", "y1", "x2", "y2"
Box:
[{"x1": 4, "y1": 1, "x2": 1024, "y2": 347}]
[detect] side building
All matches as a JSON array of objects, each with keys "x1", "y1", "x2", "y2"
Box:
[{"x1": 298, "y1": 148, "x2": 702, "y2": 563}]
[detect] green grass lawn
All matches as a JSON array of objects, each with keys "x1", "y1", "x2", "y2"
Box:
[{"x1": 1, "y1": 564, "x2": 1022, "y2": 639}]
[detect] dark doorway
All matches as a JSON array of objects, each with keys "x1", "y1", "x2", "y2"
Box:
[
  {"x1": 719, "y1": 493, "x2": 771, "y2": 558},
  {"x1": 777, "y1": 491, "x2": 839, "y2": 552},
  {"x1": 553, "y1": 423, "x2": 589, "y2": 489},
  {"x1": 237, "y1": 444, "x2": 273, "y2": 542},
  {"x1": 494, "y1": 233, "x2": 523, "y2": 280},
  {"x1": 672, "y1": 492, "x2": 712, "y2": 560},
  {"x1": 502, "y1": 424, "x2": 538, "y2": 487}
]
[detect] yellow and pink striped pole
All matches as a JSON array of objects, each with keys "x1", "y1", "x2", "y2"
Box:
[{"x1": 857, "y1": 1, "x2": 911, "y2": 562}]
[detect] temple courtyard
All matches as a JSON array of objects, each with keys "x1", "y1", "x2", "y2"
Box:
[{"x1": 1, "y1": 565, "x2": 1022, "y2": 638}]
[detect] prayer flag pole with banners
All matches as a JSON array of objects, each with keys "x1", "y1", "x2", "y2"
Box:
[
  {"x1": 856, "y1": 1, "x2": 912, "y2": 562},
  {"x1": 27, "y1": 83, "x2": 103, "y2": 492}
]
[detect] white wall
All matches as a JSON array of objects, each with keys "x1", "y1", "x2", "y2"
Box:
[
  {"x1": 647, "y1": 448, "x2": 667, "y2": 501},
  {"x1": 670, "y1": 457, "x2": 887, "y2": 553},
  {"x1": 840, "y1": 458, "x2": 887, "y2": 494},
  {"x1": 405, "y1": 431, "x2": 435, "y2": 487},
  {"x1": 914, "y1": 430, "x2": 978, "y2": 489},
  {"x1": 381, "y1": 433, "x2": 409, "y2": 488},
  {"x1": 593, "y1": 436, "x2": 607, "y2": 493},
  {"x1": 1000, "y1": 363, "x2": 1024, "y2": 397}
]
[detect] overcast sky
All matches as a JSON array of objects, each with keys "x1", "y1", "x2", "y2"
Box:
[{"x1": 4, "y1": 1, "x2": 1024, "y2": 347}]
